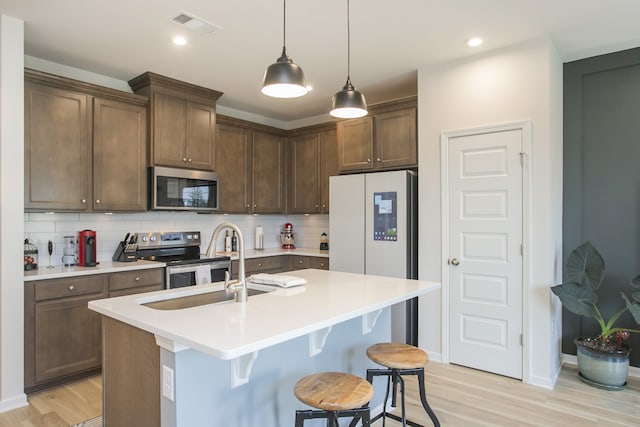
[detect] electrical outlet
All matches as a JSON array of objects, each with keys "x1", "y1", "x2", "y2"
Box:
[{"x1": 162, "y1": 365, "x2": 174, "y2": 401}]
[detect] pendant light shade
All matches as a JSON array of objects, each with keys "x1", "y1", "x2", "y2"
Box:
[
  {"x1": 330, "y1": 0, "x2": 367, "y2": 118},
  {"x1": 262, "y1": 0, "x2": 308, "y2": 98}
]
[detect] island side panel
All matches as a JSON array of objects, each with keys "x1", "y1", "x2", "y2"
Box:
[
  {"x1": 102, "y1": 316, "x2": 160, "y2": 427},
  {"x1": 163, "y1": 309, "x2": 391, "y2": 427}
]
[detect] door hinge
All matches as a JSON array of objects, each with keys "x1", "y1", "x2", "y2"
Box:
[
  {"x1": 520, "y1": 334, "x2": 523, "y2": 346},
  {"x1": 520, "y1": 244, "x2": 523, "y2": 256},
  {"x1": 519, "y1": 152, "x2": 527, "y2": 166}
]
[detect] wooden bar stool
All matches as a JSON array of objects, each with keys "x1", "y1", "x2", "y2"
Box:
[
  {"x1": 294, "y1": 371, "x2": 374, "y2": 427},
  {"x1": 363, "y1": 343, "x2": 440, "y2": 427}
]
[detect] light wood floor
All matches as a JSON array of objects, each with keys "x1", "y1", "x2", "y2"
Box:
[{"x1": 0, "y1": 363, "x2": 637, "y2": 426}]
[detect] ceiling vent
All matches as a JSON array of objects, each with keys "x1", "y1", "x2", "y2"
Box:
[{"x1": 170, "y1": 11, "x2": 221, "y2": 35}]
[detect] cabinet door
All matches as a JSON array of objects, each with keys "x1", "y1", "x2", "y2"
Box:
[
  {"x1": 25, "y1": 81, "x2": 91, "y2": 211},
  {"x1": 186, "y1": 101, "x2": 216, "y2": 171},
  {"x1": 152, "y1": 91, "x2": 188, "y2": 168},
  {"x1": 288, "y1": 134, "x2": 320, "y2": 213},
  {"x1": 252, "y1": 132, "x2": 285, "y2": 213},
  {"x1": 33, "y1": 291, "x2": 105, "y2": 383},
  {"x1": 319, "y1": 129, "x2": 338, "y2": 213},
  {"x1": 375, "y1": 108, "x2": 417, "y2": 169},
  {"x1": 336, "y1": 116, "x2": 374, "y2": 172},
  {"x1": 216, "y1": 124, "x2": 251, "y2": 212},
  {"x1": 93, "y1": 98, "x2": 147, "y2": 211}
]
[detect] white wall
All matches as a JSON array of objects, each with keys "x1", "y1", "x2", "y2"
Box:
[
  {"x1": 416, "y1": 37, "x2": 563, "y2": 388},
  {"x1": 0, "y1": 14, "x2": 28, "y2": 411}
]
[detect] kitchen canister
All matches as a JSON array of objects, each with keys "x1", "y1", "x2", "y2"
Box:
[{"x1": 255, "y1": 226, "x2": 264, "y2": 250}]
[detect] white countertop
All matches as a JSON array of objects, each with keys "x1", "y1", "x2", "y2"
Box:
[
  {"x1": 218, "y1": 247, "x2": 329, "y2": 259},
  {"x1": 89, "y1": 269, "x2": 440, "y2": 360},
  {"x1": 23, "y1": 260, "x2": 166, "y2": 281},
  {"x1": 23, "y1": 247, "x2": 328, "y2": 281}
]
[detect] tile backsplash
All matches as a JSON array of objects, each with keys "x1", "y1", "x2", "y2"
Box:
[{"x1": 24, "y1": 212, "x2": 329, "y2": 266}]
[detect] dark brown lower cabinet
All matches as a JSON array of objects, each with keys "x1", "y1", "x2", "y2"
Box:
[
  {"x1": 232, "y1": 255, "x2": 329, "y2": 278},
  {"x1": 24, "y1": 268, "x2": 164, "y2": 394},
  {"x1": 102, "y1": 317, "x2": 160, "y2": 427},
  {"x1": 25, "y1": 275, "x2": 107, "y2": 393}
]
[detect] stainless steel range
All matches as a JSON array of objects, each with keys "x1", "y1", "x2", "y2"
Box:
[{"x1": 135, "y1": 231, "x2": 231, "y2": 289}]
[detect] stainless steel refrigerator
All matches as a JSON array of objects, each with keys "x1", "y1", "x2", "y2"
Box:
[{"x1": 329, "y1": 170, "x2": 418, "y2": 345}]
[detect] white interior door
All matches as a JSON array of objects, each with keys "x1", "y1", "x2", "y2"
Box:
[{"x1": 447, "y1": 127, "x2": 523, "y2": 379}]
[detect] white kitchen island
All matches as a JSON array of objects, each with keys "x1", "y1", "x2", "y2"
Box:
[{"x1": 89, "y1": 269, "x2": 440, "y2": 427}]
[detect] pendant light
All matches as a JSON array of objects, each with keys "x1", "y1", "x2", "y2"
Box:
[
  {"x1": 330, "y1": 0, "x2": 367, "y2": 118},
  {"x1": 261, "y1": 0, "x2": 308, "y2": 98}
]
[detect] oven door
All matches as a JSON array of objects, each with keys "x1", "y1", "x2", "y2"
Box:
[{"x1": 165, "y1": 260, "x2": 231, "y2": 289}]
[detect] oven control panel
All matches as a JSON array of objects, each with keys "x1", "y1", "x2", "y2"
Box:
[{"x1": 136, "y1": 231, "x2": 201, "y2": 248}]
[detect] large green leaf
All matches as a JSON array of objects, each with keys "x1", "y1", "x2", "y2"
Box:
[
  {"x1": 565, "y1": 241, "x2": 605, "y2": 290},
  {"x1": 633, "y1": 291, "x2": 640, "y2": 302},
  {"x1": 551, "y1": 282, "x2": 598, "y2": 317},
  {"x1": 622, "y1": 292, "x2": 640, "y2": 325},
  {"x1": 631, "y1": 274, "x2": 640, "y2": 289}
]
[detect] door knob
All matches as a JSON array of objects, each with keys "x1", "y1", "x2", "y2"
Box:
[{"x1": 449, "y1": 258, "x2": 460, "y2": 266}]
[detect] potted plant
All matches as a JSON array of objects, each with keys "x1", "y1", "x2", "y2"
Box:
[{"x1": 551, "y1": 241, "x2": 640, "y2": 389}]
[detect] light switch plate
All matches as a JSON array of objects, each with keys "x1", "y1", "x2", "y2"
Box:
[{"x1": 162, "y1": 365, "x2": 174, "y2": 401}]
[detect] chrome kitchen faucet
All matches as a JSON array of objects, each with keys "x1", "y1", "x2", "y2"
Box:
[{"x1": 205, "y1": 223, "x2": 247, "y2": 303}]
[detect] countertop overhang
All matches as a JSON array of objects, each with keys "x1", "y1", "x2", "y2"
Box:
[{"x1": 89, "y1": 269, "x2": 440, "y2": 361}]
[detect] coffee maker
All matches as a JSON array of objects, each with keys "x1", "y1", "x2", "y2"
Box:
[{"x1": 78, "y1": 230, "x2": 97, "y2": 267}]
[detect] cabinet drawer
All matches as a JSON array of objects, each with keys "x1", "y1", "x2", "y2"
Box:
[
  {"x1": 245, "y1": 256, "x2": 287, "y2": 273},
  {"x1": 310, "y1": 257, "x2": 329, "y2": 270},
  {"x1": 35, "y1": 276, "x2": 107, "y2": 301},
  {"x1": 290, "y1": 256, "x2": 311, "y2": 270},
  {"x1": 109, "y1": 268, "x2": 164, "y2": 292}
]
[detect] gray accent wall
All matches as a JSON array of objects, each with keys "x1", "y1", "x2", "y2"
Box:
[{"x1": 564, "y1": 47, "x2": 640, "y2": 366}]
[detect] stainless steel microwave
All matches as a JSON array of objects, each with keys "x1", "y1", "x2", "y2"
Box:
[{"x1": 149, "y1": 166, "x2": 219, "y2": 212}]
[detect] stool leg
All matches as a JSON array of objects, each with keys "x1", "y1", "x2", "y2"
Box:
[
  {"x1": 417, "y1": 369, "x2": 440, "y2": 427},
  {"x1": 397, "y1": 373, "x2": 407, "y2": 427},
  {"x1": 295, "y1": 411, "x2": 305, "y2": 427}
]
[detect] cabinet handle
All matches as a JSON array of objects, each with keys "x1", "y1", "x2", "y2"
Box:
[
  {"x1": 322, "y1": 204, "x2": 326, "y2": 208},
  {"x1": 246, "y1": 204, "x2": 250, "y2": 208},
  {"x1": 81, "y1": 199, "x2": 86, "y2": 204},
  {"x1": 298, "y1": 260, "x2": 303, "y2": 264},
  {"x1": 315, "y1": 204, "x2": 319, "y2": 208},
  {"x1": 69, "y1": 285, "x2": 75, "y2": 291},
  {"x1": 254, "y1": 204, "x2": 257, "y2": 208},
  {"x1": 135, "y1": 276, "x2": 140, "y2": 281},
  {"x1": 377, "y1": 158, "x2": 381, "y2": 162},
  {"x1": 95, "y1": 199, "x2": 100, "y2": 204},
  {"x1": 182, "y1": 157, "x2": 188, "y2": 162},
  {"x1": 320, "y1": 263, "x2": 325, "y2": 267},
  {"x1": 367, "y1": 158, "x2": 371, "y2": 163},
  {"x1": 188, "y1": 158, "x2": 192, "y2": 163},
  {"x1": 258, "y1": 263, "x2": 262, "y2": 267}
]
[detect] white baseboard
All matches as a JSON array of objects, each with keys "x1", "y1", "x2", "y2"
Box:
[
  {"x1": 562, "y1": 353, "x2": 640, "y2": 378},
  {"x1": 0, "y1": 393, "x2": 28, "y2": 413}
]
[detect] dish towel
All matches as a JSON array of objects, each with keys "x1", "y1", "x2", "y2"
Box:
[
  {"x1": 249, "y1": 273, "x2": 306, "y2": 288},
  {"x1": 195, "y1": 264, "x2": 212, "y2": 285}
]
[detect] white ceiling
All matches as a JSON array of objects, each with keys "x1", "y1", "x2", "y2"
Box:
[{"x1": 3, "y1": 0, "x2": 640, "y2": 123}]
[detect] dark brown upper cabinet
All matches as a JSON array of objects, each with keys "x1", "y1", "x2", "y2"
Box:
[
  {"x1": 128, "y1": 72, "x2": 223, "y2": 171},
  {"x1": 287, "y1": 124, "x2": 337, "y2": 214},
  {"x1": 336, "y1": 97, "x2": 417, "y2": 173},
  {"x1": 25, "y1": 69, "x2": 148, "y2": 212}
]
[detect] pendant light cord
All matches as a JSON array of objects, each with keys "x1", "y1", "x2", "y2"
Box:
[
  {"x1": 283, "y1": 0, "x2": 287, "y2": 51},
  {"x1": 347, "y1": 0, "x2": 351, "y2": 81}
]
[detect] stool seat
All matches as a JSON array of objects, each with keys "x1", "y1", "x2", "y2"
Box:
[
  {"x1": 294, "y1": 372, "x2": 374, "y2": 412},
  {"x1": 367, "y1": 342, "x2": 429, "y2": 369}
]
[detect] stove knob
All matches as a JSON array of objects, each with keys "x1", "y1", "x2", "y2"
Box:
[
  {"x1": 150, "y1": 235, "x2": 157, "y2": 242},
  {"x1": 141, "y1": 236, "x2": 148, "y2": 242}
]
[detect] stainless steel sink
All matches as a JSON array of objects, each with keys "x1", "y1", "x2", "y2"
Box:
[{"x1": 143, "y1": 288, "x2": 267, "y2": 310}]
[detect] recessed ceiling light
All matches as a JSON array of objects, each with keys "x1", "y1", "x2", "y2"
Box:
[
  {"x1": 173, "y1": 36, "x2": 187, "y2": 46},
  {"x1": 467, "y1": 37, "x2": 483, "y2": 47}
]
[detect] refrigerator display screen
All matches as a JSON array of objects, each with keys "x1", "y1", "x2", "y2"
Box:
[{"x1": 373, "y1": 192, "x2": 398, "y2": 241}]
